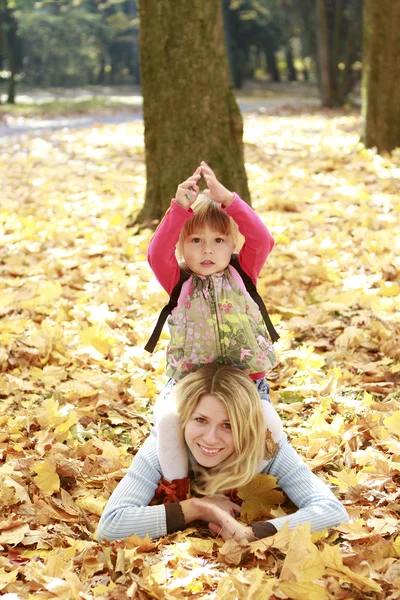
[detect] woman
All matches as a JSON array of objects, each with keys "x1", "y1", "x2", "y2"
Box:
[{"x1": 97, "y1": 364, "x2": 348, "y2": 542}]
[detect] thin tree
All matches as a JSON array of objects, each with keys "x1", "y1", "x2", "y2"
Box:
[
  {"x1": 136, "y1": 0, "x2": 250, "y2": 224},
  {"x1": 0, "y1": 0, "x2": 19, "y2": 104},
  {"x1": 362, "y1": 0, "x2": 400, "y2": 153},
  {"x1": 315, "y1": 0, "x2": 362, "y2": 107}
]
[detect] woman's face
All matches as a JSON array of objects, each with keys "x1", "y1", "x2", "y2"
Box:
[{"x1": 184, "y1": 394, "x2": 235, "y2": 467}]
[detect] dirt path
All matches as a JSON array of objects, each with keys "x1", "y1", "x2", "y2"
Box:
[{"x1": 0, "y1": 83, "x2": 324, "y2": 138}]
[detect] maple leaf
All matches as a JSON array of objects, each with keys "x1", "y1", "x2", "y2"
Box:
[
  {"x1": 321, "y1": 544, "x2": 382, "y2": 592},
  {"x1": 218, "y1": 537, "x2": 250, "y2": 565},
  {"x1": 384, "y1": 411, "x2": 400, "y2": 438},
  {"x1": 187, "y1": 536, "x2": 215, "y2": 556},
  {"x1": 279, "y1": 581, "x2": 329, "y2": 600},
  {"x1": 0, "y1": 568, "x2": 18, "y2": 591},
  {"x1": 280, "y1": 523, "x2": 325, "y2": 582},
  {"x1": 238, "y1": 473, "x2": 284, "y2": 521},
  {"x1": 123, "y1": 532, "x2": 158, "y2": 551},
  {"x1": 33, "y1": 459, "x2": 60, "y2": 496}
]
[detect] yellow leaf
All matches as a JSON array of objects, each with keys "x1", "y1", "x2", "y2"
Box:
[
  {"x1": 280, "y1": 523, "x2": 325, "y2": 582},
  {"x1": 238, "y1": 474, "x2": 282, "y2": 520},
  {"x1": 80, "y1": 325, "x2": 117, "y2": 355},
  {"x1": 321, "y1": 544, "x2": 382, "y2": 592},
  {"x1": 0, "y1": 567, "x2": 18, "y2": 590},
  {"x1": 188, "y1": 537, "x2": 214, "y2": 556},
  {"x1": 218, "y1": 538, "x2": 250, "y2": 566},
  {"x1": 327, "y1": 468, "x2": 360, "y2": 491},
  {"x1": 93, "y1": 581, "x2": 117, "y2": 596},
  {"x1": 390, "y1": 535, "x2": 400, "y2": 558},
  {"x1": 33, "y1": 459, "x2": 60, "y2": 496},
  {"x1": 379, "y1": 282, "x2": 400, "y2": 297},
  {"x1": 384, "y1": 411, "x2": 400, "y2": 437},
  {"x1": 76, "y1": 494, "x2": 108, "y2": 517},
  {"x1": 0, "y1": 524, "x2": 30, "y2": 546},
  {"x1": 279, "y1": 581, "x2": 329, "y2": 600},
  {"x1": 123, "y1": 532, "x2": 158, "y2": 551}
]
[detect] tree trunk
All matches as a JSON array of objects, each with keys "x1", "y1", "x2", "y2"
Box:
[
  {"x1": 0, "y1": 0, "x2": 15, "y2": 103},
  {"x1": 362, "y1": 0, "x2": 400, "y2": 153},
  {"x1": 136, "y1": 0, "x2": 250, "y2": 225},
  {"x1": 285, "y1": 44, "x2": 297, "y2": 82},
  {"x1": 316, "y1": 0, "x2": 335, "y2": 106},
  {"x1": 265, "y1": 44, "x2": 280, "y2": 82}
]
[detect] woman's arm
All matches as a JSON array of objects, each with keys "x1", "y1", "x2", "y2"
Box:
[
  {"x1": 223, "y1": 194, "x2": 275, "y2": 283},
  {"x1": 97, "y1": 430, "x2": 171, "y2": 541},
  {"x1": 258, "y1": 435, "x2": 349, "y2": 533}
]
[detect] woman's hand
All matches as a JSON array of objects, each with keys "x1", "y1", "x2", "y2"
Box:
[
  {"x1": 180, "y1": 496, "x2": 254, "y2": 542},
  {"x1": 200, "y1": 161, "x2": 234, "y2": 207},
  {"x1": 174, "y1": 167, "x2": 201, "y2": 210},
  {"x1": 180, "y1": 495, "x2": 239, "y2": 524},
  {"x1": 208, "y1": 515, "x2": 255, "y2": 542}
]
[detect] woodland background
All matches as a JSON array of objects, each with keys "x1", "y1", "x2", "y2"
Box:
[{"x1": 0, "y1": 1, "x2": 400, "y2": 599}]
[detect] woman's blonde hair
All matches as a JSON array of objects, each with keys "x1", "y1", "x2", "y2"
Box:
[
  {"x1": 173, "y1": 363, "x2": 265, "y2": 496},
  {"x1": 176, "y1": 194, "x2": 239, "y2": 261}
]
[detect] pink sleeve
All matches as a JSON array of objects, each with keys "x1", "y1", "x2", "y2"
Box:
[
  {"x1": 223, "y1": 193, "x2": 274, "y2": 283},
  {"x1": 147, "y1": 200, "x2": 194, "y2": 294}
]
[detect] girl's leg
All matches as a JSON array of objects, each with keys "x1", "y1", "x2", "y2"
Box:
[
  {"x1": 261, "y1": 399, "x2": 283, "y2": 443},
  {"x1": 154, "y1": 380, "x2": 188, "y2": 480},
  {"x1": 255, "y1": 378, "x2": 283, "y2": 443}
]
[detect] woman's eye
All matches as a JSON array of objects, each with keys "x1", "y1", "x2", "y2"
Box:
[
  {"x1": 195, "y1": 417, "x2": 206, "y2": 423},
  {"x1": 222, "y1": 423, "x2": 232, "y2": 430}
]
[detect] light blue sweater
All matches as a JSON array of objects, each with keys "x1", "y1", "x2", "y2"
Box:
[{"x1": 97, "y1": 429, "x2": 349, "y2": 541}]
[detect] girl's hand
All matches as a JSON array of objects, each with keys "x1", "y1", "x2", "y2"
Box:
[
  {"x1": 200, "y1": 161, "x2": 234, "y2": 207},
  {"x1": 174, "y1": 167, "x2": 201, "y2": 210}
]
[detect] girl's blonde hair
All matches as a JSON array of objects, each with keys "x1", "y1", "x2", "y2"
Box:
[
  {"x1": 176, "y1": 194, "x2": 239, "y2": 261},
  {"x1": 173, "y1": 363, "x2": 265, "y2": 496}
]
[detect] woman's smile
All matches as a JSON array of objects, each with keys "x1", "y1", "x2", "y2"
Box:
[{"x1": 197, "y1": 444, "x2": 222, "y2": 456}]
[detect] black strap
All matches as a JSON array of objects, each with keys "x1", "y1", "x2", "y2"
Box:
[
  {"x1": 230, "y1": 256, "x2": 280, "y2": 343},
  {"x1": 144, "y1": 257, "x2": 279, "y2": 353},
  {"x1": 144, "y1": 270, "x2": 190, "y2": 353}
]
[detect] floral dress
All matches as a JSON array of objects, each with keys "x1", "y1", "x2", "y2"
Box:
[{"x1": 166, "y1": 267, "x2": 277, "y2": 381}]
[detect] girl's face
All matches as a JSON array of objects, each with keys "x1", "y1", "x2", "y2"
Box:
[
  {"x1": 184, "y1": 393, "x2": 235, "y2": 468},
  {"x1": 183, "y1": 226, "x2": 234, "y2": 276}
]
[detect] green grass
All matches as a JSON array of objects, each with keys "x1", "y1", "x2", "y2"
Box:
[{"x1": 0, "y1": 97, "x2": 137, "y2": 118}]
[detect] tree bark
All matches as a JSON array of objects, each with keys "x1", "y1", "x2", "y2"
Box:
[
  {"x1": 285, "y1": 44, "x2": 297, "y2": 82},
  {"x1": 316, "y1": 0, "x2": 335, "y2": 106},
  {"x1": 136, "y1": 0, "x2": 250, "y2": 224},
  {"x1": 362, "y1": 0, "x2": 400, "y2": 153},
  {"x1": 265, "y1": 44, "x2": 280, "y2": 82}
]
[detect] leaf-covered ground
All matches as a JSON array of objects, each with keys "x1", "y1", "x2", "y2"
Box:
[{"x1": 0, "y1": 105, "x2": 399, "y2": 599}]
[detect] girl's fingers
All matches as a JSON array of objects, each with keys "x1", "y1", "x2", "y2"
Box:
[
  {"x1": 192, "y1": 166, "x2": 202, "y2": 178},
  {"x1": 201, "y1": 161, "x2": 215, "y2": 177},
  {"x1": 179, "y1": 180, "x2": 197, "y2": 190}
]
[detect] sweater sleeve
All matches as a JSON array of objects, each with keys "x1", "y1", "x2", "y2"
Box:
[
  {"x1": 223, "y1": 193, "x2": 275, "y2": 283},
  {"x1": 258, "y1": 435, "x2": 349, "y2": 532},
  {"x1": 147, "y1": 200, "x2": 194, "y2": 294},
  {"x1": 96, "y1": 429, "x2": 170, "y2": 541}
]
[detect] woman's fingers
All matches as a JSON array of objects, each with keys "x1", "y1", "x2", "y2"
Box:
[{"x1": 208, "y1": 522, "x2": 223, "y2": 535}]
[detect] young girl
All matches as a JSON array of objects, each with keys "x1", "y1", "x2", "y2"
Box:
[{"x1": 147, "y1": 161, "x2": 282, "y2": 487}]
